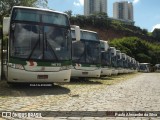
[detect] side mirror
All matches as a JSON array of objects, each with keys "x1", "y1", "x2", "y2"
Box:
[
  {"x1": 75, "y1": 26, "x2": 80, "y2": 41},
  {"x1": 100, "y1": 40, "x2": 109, "y2": 51},
  {"x1": 110, "y1": 47, "x2": 116, "y2": 56},
  {"x1": 119, "y1": 53, "x2": 122, "y2": 59},
  {"x1": 71, "y1": 25, "x2": 80, "y2": 41},
  {"x1": 3, "y1": 17, "x2": 10, "y2": 35}
]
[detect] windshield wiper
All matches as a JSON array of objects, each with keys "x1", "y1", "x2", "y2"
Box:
[
  {"x1": 76, "y1": 51, "x2": 85, "y2": 63},
  {"x1": 28, "y1": 30, "x2": 41, "y2": 60},
  {"x1": 44, "y1": 33, "x2": 59, "y2": 61},
  {"x1": 86, "y1": 54, "x2": 96, "y2": 64}
]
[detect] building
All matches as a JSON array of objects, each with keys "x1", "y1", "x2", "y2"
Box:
[
  {"x1": 113, "y1": 1, "x2": 134, "y2": 21},
  {"x1": 84, "y1": 0, "x2": 107, "y2": 16}
]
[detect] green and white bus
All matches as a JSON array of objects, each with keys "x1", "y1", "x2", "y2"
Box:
[
  {"x1": 2, "y1": 6, "x2": 72, "y2": 83},
  {"x1": 121, "y1": 53, "x2": 128, "y2": 73},
  {"x1": 71, "y1": 26, "x2": 101, "y2": 78},
  {"x1": 127, "y1": 56, "x2": 133, "y2": 73},
  {"x1": 138, "y1": 63, "x2": 151, "y2": 73},
  {"x1": 110, "y1": 47, "x2": 118, "y2": 75},
  {"x1": 100, "y1": 40, "x2": 112, "y2": 76},
  {"x1": 155, "y1": 64, "x2": 160, "y2": 72},
  {"x1": 116, "y1": 50, "x2": 124, "y2": 74}
]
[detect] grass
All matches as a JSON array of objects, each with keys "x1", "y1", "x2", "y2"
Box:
[
  {"x1": 92, "y1": 72, "x2": 140, "y2": 85},
  {"x1": 60, "y1": 72, "x2": 140, "y2": 96}
]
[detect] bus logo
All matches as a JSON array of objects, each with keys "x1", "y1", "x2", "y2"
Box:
[{"x1": 26, "y1": 61, "x2": 37, "y2": 67}]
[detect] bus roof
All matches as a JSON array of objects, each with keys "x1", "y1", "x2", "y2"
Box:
[
  {"x1": 80, "y1": 29, "x2": 97, "y2": 34},
  {"x1": 139, "y1": 63, "x2": 150, "y2": 65},
  {"x1": 71, "y1": 28, "x2": 97, "y2": 34},
  {"x1": 100, "y1": 40, "x2": 108, "y2": 44},
  {"x1": 12, "y1": 6, "x2": 68, "y2": 16},
  {"x1": 121, "y1": 53, "x2": 126, "y2": 55}
]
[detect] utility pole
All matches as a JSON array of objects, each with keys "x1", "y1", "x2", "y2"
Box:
[{"x1": 0, "y1": 24, "x2": 4, "y2": 80}]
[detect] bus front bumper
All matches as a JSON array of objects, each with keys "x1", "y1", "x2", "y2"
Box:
[
  {"x1": 7, "y1": 67, "x2": 71, "y2": 83},
  {"x1": 101, "y1": 68, "x2": 112, "y2": 76},
  {"x1": 71, "y1": 68, "x2": 101, "y2": 78}
]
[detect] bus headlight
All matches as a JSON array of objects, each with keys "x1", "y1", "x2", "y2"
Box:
[
  {"x1": 60, "y1": 65, "x2": 72, "y2": 70},
  {"x1": 9, "y1": 63, "x2": 24, "y2": 70}
]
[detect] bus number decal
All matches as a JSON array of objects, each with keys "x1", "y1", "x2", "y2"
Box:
[{"x1": 51, "y1": 63, "x2": 61, "y2": 67}]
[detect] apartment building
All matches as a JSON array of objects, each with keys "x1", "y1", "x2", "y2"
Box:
[
  {"x1": 113, "y1": 1, "x2": 134, "y2": 21},
  {"x1": 84, "y1": 0, "x2": 107, "y2": 16}
]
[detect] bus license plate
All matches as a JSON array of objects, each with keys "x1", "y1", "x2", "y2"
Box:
[
  {"x1": 37, "y1": 75, "x2": 48, "y2": 79},
  {"x1": 82, "y1": 72, "x2": 88, "y2": 75}
]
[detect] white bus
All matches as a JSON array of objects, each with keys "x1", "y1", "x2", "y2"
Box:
[
  {"x1": 2, "y1": 6, "x2": 72, "y2": 83},
  {"x1": 127, "y1": 56, "x2": 134, "y2": 73},
  {"x1": 110, "y1": 47, "x2": 118, "y2": 75},
  {"x1": 138, "y1": 63, "x2": 151, "y2": 72},
  {"x1": 71, "y1": 26, "x2": 101, "y2": 78},
  {"x1": 131, "y1": 58, "x2": 137, "y2": 72},
  {"x1": 100, "y1": 40, "x2": 112, "y2": 76},
  {"x1": 116, "y1": 50, "x2": 124, "y2": 74},
  {"x1": 155, "y1": 64, "x2": 160, "y2": 72},
  {"x1": 121, "y1": 53, "x2": 128, "y2": 73}
]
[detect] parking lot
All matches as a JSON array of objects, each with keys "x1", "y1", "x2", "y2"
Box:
[{"x1": 0, "y1": 73, "x2": 160, "y2": 120}]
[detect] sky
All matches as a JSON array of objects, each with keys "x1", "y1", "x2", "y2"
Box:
[{"x1": 47, "y1": 0, "x2": 160, "y2": 32}]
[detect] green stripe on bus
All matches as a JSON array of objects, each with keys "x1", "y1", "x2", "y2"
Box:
[
  {"x1": 9, "y1": 58, "x2": 72, "y2": 66},
  {"x1": 73, "y1": 63, "x2": 101, "y2": 67}
]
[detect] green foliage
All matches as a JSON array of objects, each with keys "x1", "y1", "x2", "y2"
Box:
[
  {"x1": 152, "y1": 28, "x2": 160, "y2": 41},
  {"x1": 109, "y1": 37, "x2": 160, "y2": 64},
  {"x1": 142, "y1": 29, "x2": 148, "y2": 35},
  {"x1": 64, "y1": 10, "x2": 72, "y2": 18},
  {"x1": 147, "y1": 32, "x2": 152, "y2": 37},
  {"x1": 136, "y1": 53, "x2": 151, "y2": 63},
  {"x1": 70, "y1": 15, "x2": 154, "y2": 41},
  {"x1": 70, "y1": 14, "x2": 111, "y2": 28}
]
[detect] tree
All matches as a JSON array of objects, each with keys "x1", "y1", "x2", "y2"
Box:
[
  {"x1": 92, "y1": 12, "x2": 108, "y2": 18},
  {"x1": 109, "y1": 37, "x2": 160, "y2": 64},
  {"x1": 0, "y1": 0, "x2": 48, "y2": 24},
  {"x1": 142, "y1": 29, "x2": 148, "y2": 35},
  {"x1": 152, "y1": 28, "x2": 160, "y2": 41},
  {"x1": 64, "y1": 10, "x2": 72, "y2": 18},
  {"x1": 136, "y1": 53, "x2": 151, "y2": 63}
]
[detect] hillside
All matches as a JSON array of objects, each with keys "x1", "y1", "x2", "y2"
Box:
[
  {"x1": 70, "y1": 15, "x2": 156, "y2": 42},
  {"x1": 70, "y1": 15, "x2": 160, "y2": 64}
]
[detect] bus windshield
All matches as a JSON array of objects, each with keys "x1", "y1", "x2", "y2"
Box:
[
  {"x1": 72, "y1": 41, "x2": 101, "y2": 64},
  {"x1": 139, "y1": 64, "x2": 148, "y2": 70},
  {"x1": 10, "y1": 8, "x2": 71, "y2": 61},
  {"x1": 81, "y1": 31, "x2": 99, "y2": 41},
  {"x1": 101, "y1": 52, "x2": 111, "y2": 66},
  {"x1": 117, "y1": 59, "x2": 123, "y2": 67},
  {"x1": 71, "y1": 30, "x2": 76, "y2": 40},
  {"x1": 12, "y1": 8, "x2": 69, "y2": 26},
  {"x1": 110, "y1": 52, "x2": 117, "y2": 67}
]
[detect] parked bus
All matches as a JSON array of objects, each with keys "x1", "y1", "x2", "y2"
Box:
[
  {"x1": 100, "y1": 40, "x2": 112, "y2": 76},
  {"x1": 110, "y1": 47, "x2": 118, "y2": 75},
  {"x1": 2, "y1": 6, "x2": 72, "y2": 83},
  {"x1": 133, "y1": 58, "x2": 138, "y2": 72},
  {"x1": 155, "y1": 64, "x2": 160, "y2": 72},
  {"x1": 121, "y1": 53, "x2": 128, "y2": 73},
  {"x1": 138, "y1": 63, "x2": 151, "y2": 72},
  {"x1": 116, "y1": 50, "x2": 124, "y2": 74},
  {"x1": 126, "y1": 56, "x2": 132, "y2": 73},
  {"x1": 71, "y1": 26, "x2": 101, "y2": 78}
]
